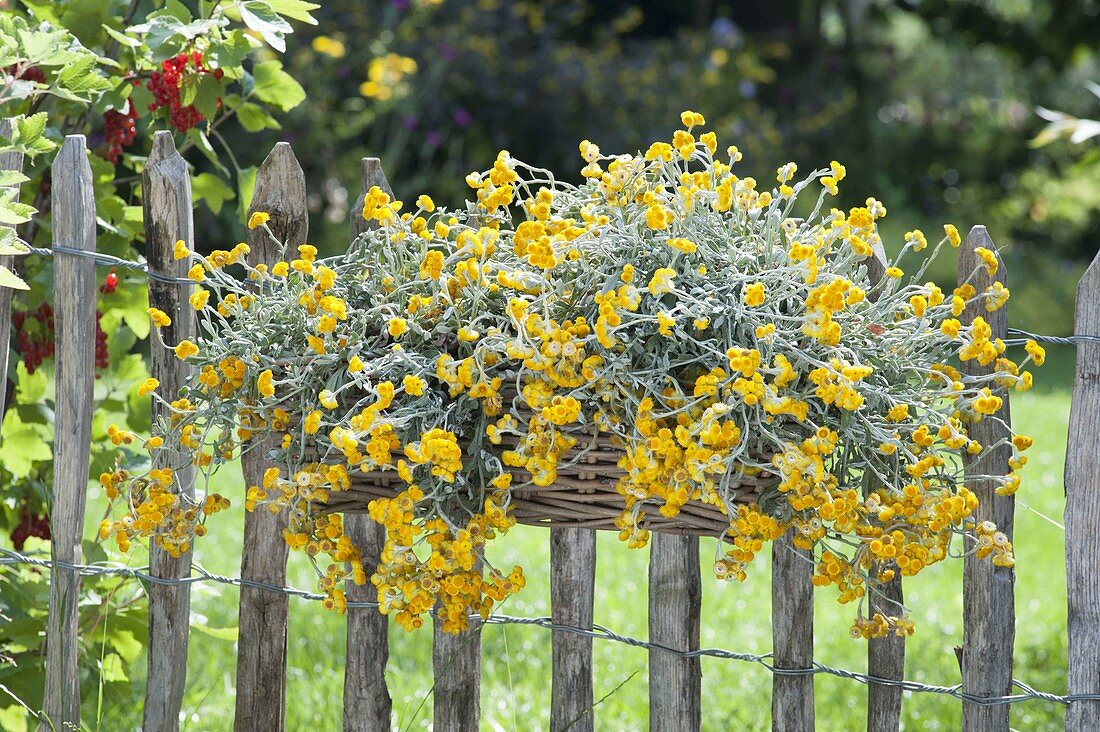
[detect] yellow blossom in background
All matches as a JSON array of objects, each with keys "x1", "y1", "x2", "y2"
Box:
[
  {"x1": 138, "y1": 378, "x2": 159, "y2": 396},
  {"x1": 944, "y1": 224, "x2": 961, "y2": 247},
  {"x1": 360, "y1": 54, "x2": 418, "y2": 101},
  {"x1": 311, "y1": 35, "x2": 346, "y2": 58},
  {"x1": 173, "y1": 240, "x2": 190, "y2": 260}
]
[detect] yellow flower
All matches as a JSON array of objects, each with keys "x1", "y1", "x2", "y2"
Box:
[
  {"x1": 138, "y1": 377, "x2": 159, "y2": 396},
  {"x1": 457, "y1": 327, "x2": 479, "y2": 342},
  {"x1": 667, "y1": 237, "x2": 697, "y2": 254},
  {"x1": 680, "y1": 110, "x2": 705, "y2": 128},
  {"x1": 743, "y1": 282, "x2": 766, "y2": 307},
  {"x1": 1024, "y1": 340, "x2": 1046, "y2": 366},
  {"x1": 147, "y1": 436, "x2": 164, "y2": 449},
  {"x1": 320, "y1": 389, "x2": 339, "y2": 409},
  {"x1": 187, "y1": 263, "x2": 205, "y2": 282},
  {"x1": 248, "y1": 211, "x2": 270, "y2": 230},
  {"x1": 944, "y1": 224, "x2": 961, "y2": 247},
  {"x1": 174, "y1": 340, "x2": 199, "y2": 360},
  {"x1": 388, "y1": 317, "x2": 408, "y2": 338},
  {"x1": 648, "y1": 267, "x2": 677, "y2": 295},
  {"x1": 189, "y1": 289, "x2": 210, "y2": 310},
  {"x1": 885, "y1": 267, "x2": 904, "y2": 279},
  {"x1": 257, "y1": 370, "x2": 275, "y2": 398},
  {"x1": 349, "y1": 355, "x2": 365, "y2": 374},
  {"x1": 693, "y1": 317, "x2": 710, "y2": 330},
  {"x1": 173, "y1": 240, "x2": 190, "y2": 260},
  {"x1": 303, "y1": 410, "x2": 322, "y2": 435},
  {"x1": 403, "y1": 374, "x2": 426, "y2": 396},
  {"x1": 416, "y1": 194, "x2": 435, "y2": 212},
  {"x1": 148, "y1": 307, "x2": 172, "y2": 328},
  {"x1": 272, "y1": 261, "x2": 289, "y2": 277},
  {"x1": 657, "y1": 311, "x2": 675, "y2": 336}
]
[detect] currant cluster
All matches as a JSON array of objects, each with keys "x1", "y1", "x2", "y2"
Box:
[
  {"x1": 100, "y1": 267, "x2": 120, "y2": 295},
  {"x1": 10, "y1": 505, "x2": 51, "y2": 551},
  {"x1": 12, "y1": 303, "x2": 54, "y2": 374},
  {"x1": 94, "y1": 310, "x2": 109, "y2": 371},
  {"x1": 4, "y1": 64, "x2": 46, "y2": 84},
  {"x1": 146, "y1": 52, "x2": 223, "y2": 133},
  {"x1": 12, "y1": 303, "x2": 110, "y2": 373},
  {"x1": 102, "y1": 101, "x2": 138, "y2": 163}
]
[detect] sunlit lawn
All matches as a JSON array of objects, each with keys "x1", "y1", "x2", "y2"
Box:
[{"x1": 88, "y1": 350, "x2": 1074, "y2": 731}]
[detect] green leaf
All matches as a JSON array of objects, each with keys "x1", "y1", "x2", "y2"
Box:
[
  {"x1": 0, "y1": 412, "x2": 52, "y2": 479},
  {"x1": 0, "y1": 171, "x2": 29, "y2": 186},
  {"x1": 265, "y1": 0, "x2": 320, "y2": 23},
  {"x1": 192, "y1": 172, "x2": 236, "y2": 215},
  {"x1": 185, "y1": 128, "x2": 229, "y2": 176},
  {"x1": 0, "y1": 229, "x2": 29, "y2": 256},
  {"x1": 178, "y1": 73, "x2": 199, "y2": 107},
  {"x1": 0, "y1": 265, "x2": 29, "y2": 290},
  {"x1": 192, "y1": 623, "x2": 239, "y2": 641},
  {"x1": 236, "y1": 102, "x2": 280, "y2": 132},
  {"x1": 101, "y1": 24, "x2": 141, "y2": 49},
  {"x1": 250, "y1": 59, "x2": 305, "y2": 112},
  {"x1": 99, "y1": 653, "x2": 127, "y2": 683},
  {"x1": 237, "y1": 165, "x2": 258, "y2": 217},
  {"x1": 237, "y1": 1, "x2": 293, "y2": 53},
  {"x1": 163, "y1": 0, "x2": 194, "y2": 23},
  {"x1": 15, "y1": 362, "x2": 47, "y2": 405},
  {"x1": 193, "y1": 74, "x2": 225, "y2": 121}
]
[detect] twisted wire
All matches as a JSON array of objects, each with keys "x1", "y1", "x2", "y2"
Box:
[{"x1": 2, "y1": 546, "x2": 1096, "y2": 708}]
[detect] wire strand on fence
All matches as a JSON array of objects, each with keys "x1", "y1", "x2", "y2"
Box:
[
  {"x1": 2, "y1": 546, "x2": 1096, "y2": 708},
  {"x1": 16, "y1": 245, "x2": 1100, "y2": 346}
]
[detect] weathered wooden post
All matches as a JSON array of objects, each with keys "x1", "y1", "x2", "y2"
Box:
[
  {"x1": 958, "y1": 226, "x2": 1015, "y2": 732},
  {"x1": 0, "y1": 118, "x2": 25, "y2": 424},
  {"x1": 771, "y1": 532, "x2": 814, "y2": 731},
  {"x1": 865, "y1": 242, "x2": 906, "y2": 732},
  {"x1": 142, "y1": 130, "x2": 198, "y2": 732},
  {"x1": 649, "y1": 532, "x2": 702, "y2": 731},
  {"x1": 234, "y1": 142, "x2": 307, "y2": 732},
  {"x1": 344, "y1": 156, "x2": 394, "y2": 732},
  {"x1": 550, "y1": 526, "x2": 596, "y2": 731},
  {"x1": 41, "y1": 135, "x2": 96, "y2": 731},
  {"x1": 1065, "y1": 247, "x2": 1100, "y2": 731}
]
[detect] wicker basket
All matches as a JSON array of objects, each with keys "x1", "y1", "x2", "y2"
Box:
[{"x1": 319, "y1": 417, "x2": 780, "y2": 537}]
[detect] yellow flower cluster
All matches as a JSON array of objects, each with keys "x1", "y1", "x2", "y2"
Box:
[{"x1": 105, "y1": 111, "x2": 1042, "y2": 638}]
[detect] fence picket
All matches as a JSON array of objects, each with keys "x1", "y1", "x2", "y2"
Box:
[
  {"x1": 772, "y1": 531, "x2": 814, "y2": 731},
  {"x1": 41, "y1": 136, "x2": 96, "y2": 732},
  {"x1": 865, "y1": 241, "x2": 905, "y2": 732},
  {"x1": 649, "y1": 533, "x2": 701, "y2": 731},
  {"x1": 344, "y1": 156, "x2": 394, "y2": 732},
  {"x1": 957, "y1": 226, "x2": 1015, "y2": 731},
  {"x1": 0, "y1": 118, "x2": 24, "y2": 425},
  {"x1": 550, "y1": 527, "x2": 596, "y2": 731},
  {"x1": 234, "y1": 142, "x2": 308, "y2": 732},
  {"x1": 142, "y1": 131, "x2": 198, "y2": 732},
  {"x1": 1064, "y1": 249, "x2": 1100, "y2": 731}
]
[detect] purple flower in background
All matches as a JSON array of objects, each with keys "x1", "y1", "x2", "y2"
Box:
[
  {"x1": 453, "y1": 108, "x2": 471, "y2": 128},
  {"x1": 403, "y1": 115, "x2": 419, "y2": 130},
  {"x1": 338, "y1": 65, "x2": 352, "y2": 79},
  {"x1": 393, "y1": 0, "x2": 410, "y2": 11},
  {"x1": 440, "y1": 43, "x2": 458, "y2": 63},
  {"x1": 426, "y1": 130, "x2": 444, "y2": 148}
]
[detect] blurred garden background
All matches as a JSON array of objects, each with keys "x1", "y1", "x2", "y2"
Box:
[{"x1": 2, "y1": 0, "x2": 1099, "y2": 729}]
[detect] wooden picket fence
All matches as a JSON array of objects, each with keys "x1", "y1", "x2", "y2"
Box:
[{"x1": 4, "y1": 131, "x2": 1100, "y2": 732}]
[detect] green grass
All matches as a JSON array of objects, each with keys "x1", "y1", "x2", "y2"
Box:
[{"x1": 86, "y1": 365, "x2": 1073, "y2": 731}]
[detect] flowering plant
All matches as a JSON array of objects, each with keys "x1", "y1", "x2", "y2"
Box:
[{"x1": 103, "y1": 112, "x2": 1042, "y2": 637}]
